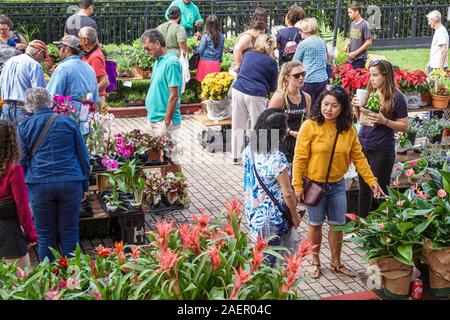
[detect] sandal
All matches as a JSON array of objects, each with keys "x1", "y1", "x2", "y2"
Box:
[
  {"x1": 329, "y1": 263, "x2": 358, "y2": 278},
  {"x1": 308, "y1": 264, "x2": 321, "y2": 279}
]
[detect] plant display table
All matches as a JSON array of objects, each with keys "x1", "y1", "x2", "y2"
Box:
[{"x1": 194, "y1": 113, "x2": 232, "y2": 152}]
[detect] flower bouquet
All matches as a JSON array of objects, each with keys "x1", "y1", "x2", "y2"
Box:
[
  {"x1": 359, "y1": 92, "x2": 380, "y2": 127},
  {"x1": 201, "y1": 72, "x2": 235, "y2": 121}
]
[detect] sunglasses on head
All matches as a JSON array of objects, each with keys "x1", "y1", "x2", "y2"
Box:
[
  {"x1": 369, "y1": 59, "x2": 387, "y2": 67},
  {"x1": 289, "y1": 71, "x2": 306, "y2": 79},
  {"x1": 325, "y1": 84, "x2": 345, "y2": 93}
]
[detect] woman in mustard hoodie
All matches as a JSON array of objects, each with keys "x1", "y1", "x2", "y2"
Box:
[{"x1": 292, "y1": 85, "x2": 384, "y2": 279}]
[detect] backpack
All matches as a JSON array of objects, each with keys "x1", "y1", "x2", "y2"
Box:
[{"x1": 283, "y1": 29, "x2": 300, "y2": 62}]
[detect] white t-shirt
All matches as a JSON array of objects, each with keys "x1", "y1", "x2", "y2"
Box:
[{"x1": 429, "y1": 25, "x2": 449, "y2": 68}]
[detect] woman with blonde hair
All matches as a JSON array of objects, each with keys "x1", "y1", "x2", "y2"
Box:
[
  {"x1": 293, "y1": 17, "x2": 328, "y2": 107},
  {"x1": 231, "y1": 34, "x2": 278, "y2": 164},
  {"x1": 268, "y1": 60, "x2": 311, "y2": 163},
  {"x1": 352, "y1": 60, "x2": 408, "y2": 217}
]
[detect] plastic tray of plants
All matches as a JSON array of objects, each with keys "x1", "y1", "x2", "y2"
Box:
[{"x1": 99, "y1": 190, "x2": 143, "y2": 216}]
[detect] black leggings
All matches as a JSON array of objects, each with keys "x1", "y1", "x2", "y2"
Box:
[{"x1": 358, "y1": 148, "x2": 395, "y2": 218}]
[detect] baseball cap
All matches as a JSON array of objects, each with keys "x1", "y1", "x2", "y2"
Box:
[
  {"x1": 168, "y1": 6, "x2": 181, "y2": 19},
  {"x1": 53, "y1": 35, "x2": 80, "y2": 51},
  {"x1": 28, "y1": 39, "x2": 49, "y2": 58}
]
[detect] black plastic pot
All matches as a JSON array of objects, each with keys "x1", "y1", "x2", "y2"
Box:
[
  {"x1": 99, "y1": 191, "x2": 142, "y2": 216},
  {"x1": 407, "y1": 132, "x2": 416, "y2": 145},
  {"x1": 431, "y1": 133, "x2": 442, "y2": 144}
]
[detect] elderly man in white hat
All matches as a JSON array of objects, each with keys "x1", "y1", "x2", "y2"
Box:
[{"x1": 0, "y1": 39, "x2": 49, "y2": 125}]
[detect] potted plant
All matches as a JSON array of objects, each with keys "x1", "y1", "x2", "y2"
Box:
[
  {"x1": 394, "y1": 69, "x2": 429, "y2": 106},
  {"x1": 331, "y1": 62, "x2": 369, "y2": 96},
  {"x1": 142, "y1": 133, "x2": 174, "y2": 163},
  {"x1": 421, "y1": 147, "x2": 450, "y2": 169},
  {"x1": 359, "y1": 92, "x2": 381, "y2": 127},
  {"x1": 116, "y1": 55, "x2": 132, "y2": 78},
  {"x1": 421, "y1": 118, "x2": 445, "y2": 144},
  {"x1": 201, "y1": 72, "x2": 235, "y2": 121},
  {"x1": 428, "y1": 69, "x2": 450, "y2": 109},
  {"x1": 114, "y1": 159, "x2": 145, "y2": 208},
  {"x1": 144, "y1": 171, "x2": 165, "y2": 208},
  {"x1": 333, "y1": 186, "x2": 434, "y2": 298},
  {"x1": 131, "y1": 39, "x2": 154, "y2": 78},
  {"x1": 165, "y1": 172, "x2": 189, "y2": 207},
  {"x1": 101, "y1": 174, "x2": 121, "y2": 213},
  {"x1": 420, "y1": 165, "x2": 450, "y2": 296},
  {"x1": 403, "y1": 158, "x2": 428, "y2": 183}
]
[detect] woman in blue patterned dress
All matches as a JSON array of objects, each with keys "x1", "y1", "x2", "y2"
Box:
[{"x1": 243, "y1": 108, "x2": 300, "y2": 266}]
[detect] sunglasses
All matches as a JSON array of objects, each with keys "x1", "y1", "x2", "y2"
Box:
[
  {"x1": 325, "y1": 84, "x2": 345, "y2": 93},
  {"x1": 369, "y1": 59, "x2": 387, "y2": 67},
  {"x1": 289, "y1": 71, "x2": 306, "y2": 79}
]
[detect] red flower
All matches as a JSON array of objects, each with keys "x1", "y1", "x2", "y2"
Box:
[
  {"x1": 224, "y1": 199, "x2": 243, "y2": 224},
  {"x1": 207, "y1": 244, "x2": 222, "y2": 271},
  {"x1": 95, "y1": 245, "x2": 112, "y2": 258},
  {"x1": 114, "y1": 241, "x2": 124, "y2": 256},
  {"x1": 229, "y1": 266, "x2": 251, "y2": 300},
  {"x1": 89, "y1": 260, "x2": 98, "y2": 278},
  {"x1": 192, "y1": 209, "x2": 212, "y2": 233},
  {"x1": 280, "y1": 240, "x2": 315, "y2": 293},
  {"x1": 221, "y1": 222, "x2": 234, "y2": 237},
  {"x1": 155, "y1": 248, "x2": 179, "y2": 273},
  {"x1": 179, "y1": 224, "x2": 201, "y2": 253},
  {"x1": 58, "y1": 257, "x2": 68, "y2": 268},
  {"x1": 131, "y1": 246, "x2": 140, "y2": 259},
  {"x1": 153, "y1": 220, "x2": 174, "y2": 252},
  {"x1": 256, "y1": 237, "x2": 268, "y2": 252},
  {"x1": 208, "y1": 231, "x2": 226, "y2": 245},
  {"x1": 345, "y1": 213, "x2": 359, "y2": 222}
]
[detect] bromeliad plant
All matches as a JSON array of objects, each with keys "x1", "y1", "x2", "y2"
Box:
[{"x1": 0, "y1": 201, "x2": 315, "y2": 300}]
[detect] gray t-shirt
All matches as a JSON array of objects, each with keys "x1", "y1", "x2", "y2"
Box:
[
  {"x1": 347, "y1": 19, "x2": 371, "y2": 62},
  {"x1": 65, "y1": 14, "x2": 99, "y2": 37}
]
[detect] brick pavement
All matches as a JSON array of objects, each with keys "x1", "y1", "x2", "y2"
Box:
[{"x1": 28, "y1": 114, "x2": 372, "y2": 299}]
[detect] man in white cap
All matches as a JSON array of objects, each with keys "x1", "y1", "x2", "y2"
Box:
[
  {"x1": 46, "y1": 35, "x2": 98, "y2": 134},
  {"x1": 0, "y1": 40, "x2": 48, "y2": 124}
]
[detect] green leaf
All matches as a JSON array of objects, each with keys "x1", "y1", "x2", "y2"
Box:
[
  {"x1": 396, "y1": 222, "x2": 414, "y2": 235},
  {"x1": 394, "y1": 253, "x2": 414, "y2": 266},
  {"x1": 413, "y1": 216, "x2": 435, "y2": 234},
  {"x1": 397, "y1": 245, "x2": 413, "y2": 265},
  {"x1": 183, "y1": 283, "x2": 197, "y2": 292}
]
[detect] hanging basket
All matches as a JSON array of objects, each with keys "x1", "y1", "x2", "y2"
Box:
[{"x1": 205, "y1": 98, "x2": 232, "y2": 121}]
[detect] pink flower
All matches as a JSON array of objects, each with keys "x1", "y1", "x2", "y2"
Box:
[
  {"x1": 345, "y1": 213, "x2": 359, "y2": 221},
  {"x1": 378, "y1": 223, "x2": 385, "y2": 229},
  {"x1": 396, "y1": 200, "x2": 405, "y2": 206},
  {"x1": 101, "y1": 156, "x2": 119, "y2": 170},
  {"x1": 207, "y1": 244, "x2": 222, "y2": 271},
  {"x1": 90, "y1": 290, "x2": 102, "y2": 300},
  {"x1": 45, "y1": 289, "x2": 60, "y2": 300},
  {"x1": 409, "y1": 161, "x2": 417, "y2": 167},
  {"x1": 405, "y1": 169, "x2": 415, "y2": 177},
  {"x1": 155, "y1": 248, "x2": 179, "y2": 273},
  {"x1": 417, "y1": 191, "x2": 429, "y2": 200},
  {"x1": 66, "y1": 277, "x2": 81, "y2": 290},
  {"x1": 424, "y1": 214, "x2": 429, "y2": 219},
  {"x1": 437, "y1": 189, "x2": 447, "y2": 198}
]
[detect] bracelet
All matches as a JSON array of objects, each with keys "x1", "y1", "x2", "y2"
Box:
[{"x1": 385, "y1": 118, "x2": 389, "y2": 126}]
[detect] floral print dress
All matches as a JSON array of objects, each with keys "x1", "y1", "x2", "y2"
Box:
[{"x1": 243, "y1": 146, "x2": 289, "y2": 238}]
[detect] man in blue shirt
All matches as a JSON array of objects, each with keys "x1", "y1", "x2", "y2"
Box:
[
  {"x1": 142, "y1": 29, "x2": 183, "y2": 174},
  {"x1": 165, "y1": 0, "x2": 203, "y2": 37},
  {"x1": 46, "y1": 35, "x2": 98, "y2": 134},
  {"x1": 0, "y1": 40, "x2": 48, "y2": 125}
]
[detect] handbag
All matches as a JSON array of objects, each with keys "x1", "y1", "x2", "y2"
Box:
[
  {"x1": 252, "y1": 162, "x2": 294, "y2": 229},
  {"x1": 302, "y1": 131, "x2": 339, "y2": 206},
  {"x1": 189, "y1": 48, "x2": 200, "y2": 71}
]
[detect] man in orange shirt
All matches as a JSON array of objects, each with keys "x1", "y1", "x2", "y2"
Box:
[{"x1": 79, "y1": 26, "x2": 108, "y2": 112}]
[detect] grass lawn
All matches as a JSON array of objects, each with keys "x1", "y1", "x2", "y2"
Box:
[{"x1": 369, "y1": 48, "x2": 434, "y2": 71}]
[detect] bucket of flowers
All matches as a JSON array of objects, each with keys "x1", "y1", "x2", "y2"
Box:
[
  {"x1": 403, "y1": 157, "x2": 428, "y2": 184},
  {"x1": 428, "y1": 69, "x2": 450, "y2": 109},
  {"x1": 359, "y1": 92, "x2": 381, "y2": 127},
  {"x1": 201, "y1": 71, "x2": 235, "y2": 121}
]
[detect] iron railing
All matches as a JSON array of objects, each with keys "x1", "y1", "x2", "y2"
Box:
[{"x1": 0, "y1": 0, "x2": 448, "y2": 49}]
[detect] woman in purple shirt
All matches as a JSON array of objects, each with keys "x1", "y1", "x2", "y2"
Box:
[{"x1": 352, "y1": 60, "x2": 408, "y2": 217}]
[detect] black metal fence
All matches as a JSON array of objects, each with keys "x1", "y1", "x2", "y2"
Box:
[{"x1": 0, "y1": 0, "x2": 448, "y2": 49}]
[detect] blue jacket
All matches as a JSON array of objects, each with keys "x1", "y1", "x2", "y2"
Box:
[
  {"x1": 198, "y1": 33, "x2": 224, "y2": 61},
  {"x1": 18, "y1": 107, "x2": 90, "y2": 192}
]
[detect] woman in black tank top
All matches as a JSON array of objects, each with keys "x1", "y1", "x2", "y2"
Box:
[{"x1": 268, "y1": 61, "x2": 311, "y2": 163}]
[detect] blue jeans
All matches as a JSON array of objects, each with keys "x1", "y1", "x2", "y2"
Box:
[
  {"x1": 28, "y1": 181, "x2": 83, "y2": 261},
  {"x1": 1, "y1": 103, "x2": 31, "y2": 125},
  {"x1": 306, "y1": 179, "x2": 347, "y2": 226}
]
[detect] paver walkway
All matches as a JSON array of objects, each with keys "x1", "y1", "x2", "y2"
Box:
[{"x1": 29, "y1": 115, "x2": 372, "y2": 299}]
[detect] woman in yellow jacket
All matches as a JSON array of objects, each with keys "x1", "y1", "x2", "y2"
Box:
[{"x1": 292, "y1": 85, "x2": 384, "y2": 279}]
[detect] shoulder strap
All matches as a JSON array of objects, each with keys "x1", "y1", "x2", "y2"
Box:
[
  {"x1": 324, "y1": 132, "x2": 339, "y2": 186},
  {"x1": 30, "y1": 113, "x2": 58, "y2": 158}
]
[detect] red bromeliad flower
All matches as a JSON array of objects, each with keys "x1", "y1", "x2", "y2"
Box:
[
  {"x1": 95, "y1": 245, "x2": 112, "y2": 258},
  {"x1": 208, "y1": 231, "x2": 227, "y2": 245},
  {"x1": 280, "y1": 240, "x2": 315, "y2": 293},
  {"x1": 114, "y1": 241, "x2": 124, "y2": 256},
  {"x1": 155, "y1": 248, "x2": 180, "y2": 273},
  {"x1": 256, "y1": 237, "x2": 267, "y2": 252},
  {"x1": 224, "y1": 199, "x2": 243, "y2": 224},
  {"x1": 345, "y1": 213, "x2": 359, "y2": 222},
  {"x1": 179, "y1": 224, "x2": 202, "y2": 253},
  {"x1": 58, "y1": 257, "x2": 68, "y2": 268},
  {"x1": 207, "y1": 244, "x2": 222, "y2": 271},
  {"x1": 89, "y1": 260, "x2": 98, "y2": 278},
  {"x1": 131, "y1": 246, "x2": 140, "y2": 259},
  {"x1": 192, "y1": 209, "x2": 212, "y2": 233},
  {"x1": 221, "y1": 222, "x2": 234, "y2": 237},
  {"x1": 152, "y1": 220, "x2": 174, "y2": 252},
  {"x1": 228, "y1": 266, "x2": 251, "y2": 300}
]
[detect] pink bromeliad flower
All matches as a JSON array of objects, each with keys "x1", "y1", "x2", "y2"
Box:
[{"x1": 437, "y1": 189, "x2": 447, "y2": 198}]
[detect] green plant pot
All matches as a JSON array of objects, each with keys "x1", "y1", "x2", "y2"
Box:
[
  {"x1": 430, "y1": 287, "x2": 450, "y2": 297},
  {"x1": 383, "y1": 288, "x2": 409, "y2": 300}
]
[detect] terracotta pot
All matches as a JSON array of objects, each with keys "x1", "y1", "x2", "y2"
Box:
[
  {"x1": 420, "y1": 92, "x2": 432, "y2": 105},
  {"x1": 431, "y1": 94, "x2": 449, "y2": 109},
  {"x1": 443, "y1": 128, "x2": 450, "y2": 138},
  {"x1": 148, "y1": 150, "x2": 162, "y2": 161}
]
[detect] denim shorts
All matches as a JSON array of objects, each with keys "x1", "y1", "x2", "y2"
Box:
[{"x1": 306, "y1": 179, "x2": 347, "y2": 226}]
